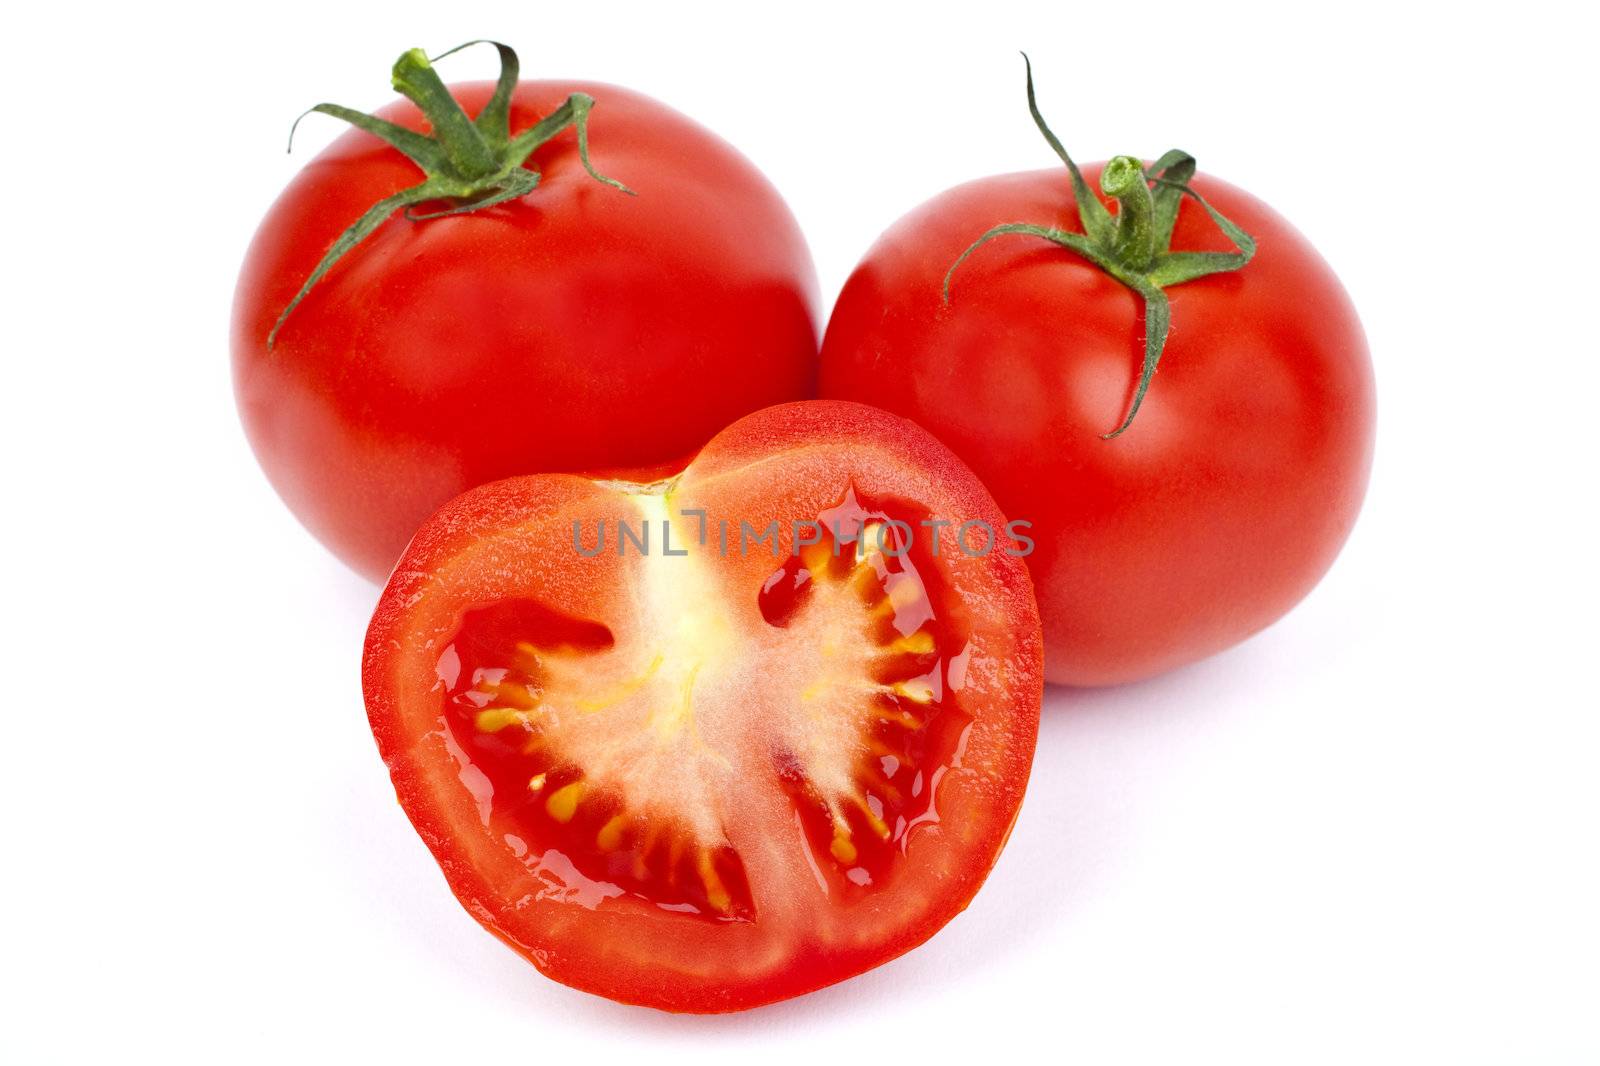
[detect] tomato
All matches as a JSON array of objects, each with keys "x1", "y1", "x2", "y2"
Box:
[
  {"x1": 819, "y1": 70, "x2": 1373, "y2": 686},
  {"x1": 233, "y1": 45, "x2": 819, "y2": 582},
  {"x1": 362, "y1": 400, "x2": 1041, "y2": 1012}
]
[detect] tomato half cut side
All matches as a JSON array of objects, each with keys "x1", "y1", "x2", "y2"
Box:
[{"x1": 363, "y1": 400, "x2": 1043, "y2": 1012}]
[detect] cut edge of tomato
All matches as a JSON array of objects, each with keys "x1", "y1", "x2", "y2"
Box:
[{"x1": 362, "y1": 400, "x2": 1043, "y2": 1012}]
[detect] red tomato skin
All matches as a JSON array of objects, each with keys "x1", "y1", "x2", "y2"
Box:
[
  {"x1": 820, "y1": 166, "x2": 1375, "y2": 686},
  {"x1": 233, "y1": 81, "x2": 820, "y2": 582}
]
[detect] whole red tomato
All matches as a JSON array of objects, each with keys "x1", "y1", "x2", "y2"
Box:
[
  {"x1": 364, "y1": 400, "x2": 1042, "y2": 1011},
  {"x1": 233, "y1": 45, "x2": 819, "y2": 582},
  {"x1": 821, "y1": 64, "x2": 1374, "y2": 686}
]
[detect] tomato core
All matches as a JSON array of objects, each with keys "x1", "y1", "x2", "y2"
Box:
[{"x1": 433, "y1": 485, "x2": 974, "y2": 921}]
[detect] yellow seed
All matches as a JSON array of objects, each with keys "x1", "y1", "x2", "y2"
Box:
[
  {"x1": 596, "y1": 814, "x2": 628, "y2": 851},
  {"x1": 892, "y1": 676, "x2": 936, "y2": 704},
  {"x1": 490, "y1": 681, "x2": 536, "y2": 708},
  {"x1": 545, "y1": 781, "x2": 584, "y2": 823},
  {"x1": 876, "y1": 705, "x2": 924, "y2": 729},
  {"x1": 526, "y1": 772, "x2": 547, "y2": 792},
  {"x1": 697, "y1": 851, "x2": 732, "y2": 913},
  {"x1": 887, "y1": 630, "x2": 935, "y2": 655},
  {"x1": 856, "y1": 522, "x2": 886, "y2": 563},
  {"x1": 475, "y1": 708, "x2": 528, "y2": 732},
  {"x1": 829, "y1": 813, "x2": 859, "y2": 864},
  {"x1": 886, "y1": 576, "x2": 924, "y2": 613},
  {"x1": 800, "y1": 541, "x2": 834, "y2": 573},
  {"x1": 853, "y1": 794, "x2": 892, "y2": 840}
]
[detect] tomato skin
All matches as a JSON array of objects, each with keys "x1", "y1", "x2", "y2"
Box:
[
  {"x1": 820, "y1": 166, "x2": 1375, "y2": 686},
  {"x1": 363, "y1": 400, "x2": 1042, "y2": 1012},
  {"x1": 233, "y1": 81, "x2": 819, "y2": 583}
]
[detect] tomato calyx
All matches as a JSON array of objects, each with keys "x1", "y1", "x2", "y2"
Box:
[
  {"x1": 942, "y1": 54, "x2": 1258, "y2": 438},
  {"x1": 269, "y1": 40, "x2": 634, "y2": 348}
]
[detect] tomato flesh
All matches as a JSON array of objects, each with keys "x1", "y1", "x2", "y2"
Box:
[
  {"x1": 439, "y1": 597, "x2": 759, "y2": 920},
  {"x1": 437, "y1": 489, "x2": 967, "y2": 922},
  {"x1": 363, "y1": 401, "x2": 1042, "y2": 1011}
]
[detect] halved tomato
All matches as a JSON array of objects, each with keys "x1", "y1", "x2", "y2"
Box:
[{"x1": 363, "y1": 400, "x2": 1042, "y2": 1012}]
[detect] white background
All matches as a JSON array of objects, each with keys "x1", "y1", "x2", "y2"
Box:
[{"x1": 5, "y1": 1, "x2": 1596, "y2": 1061}]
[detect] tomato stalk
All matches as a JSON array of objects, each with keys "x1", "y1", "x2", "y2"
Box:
[
  {"x1": 943, "y1": 55, "x2": 1257, "y2": 438},
  {"x1": 269, "y1": 40, "x2": 634, "y2": 348}
]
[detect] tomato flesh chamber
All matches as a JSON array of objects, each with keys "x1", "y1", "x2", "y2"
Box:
[{"x1": 435, "y1": 487, "x2": 973, "y2": 922}]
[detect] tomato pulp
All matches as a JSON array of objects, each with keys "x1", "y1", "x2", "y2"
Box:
[
  {"x1": 234, "y1": 78, "x2": 820, "y2": 582},
  {"x1": 362, "y1": 401, "x2": 1043, "y2": 1011}
]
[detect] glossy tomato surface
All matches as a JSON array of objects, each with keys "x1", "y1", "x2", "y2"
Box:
[
  {"x1": 362, "y1": 400, "x2": 1042, "y2": 1012},
  {"x1": 821, "y1": 166, "x2": 1375, "y2": 686},
  {"x1": 234, "y1": 81, "x2": 819, "y2": 582}
]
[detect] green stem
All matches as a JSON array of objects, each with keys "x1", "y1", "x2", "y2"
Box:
[
  {"x1": 943, "y1": 57, "x2": 1257, "y2": 438},
  {"x1": 389, "y1": 48, "x2": 497, "y2": 179},
  {"x1": 1101, "y1": 155, "x2": 1157, "y2": 271},
  {"x1": 267, "y1": 41, "x2": 633, "y2": 349}
]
